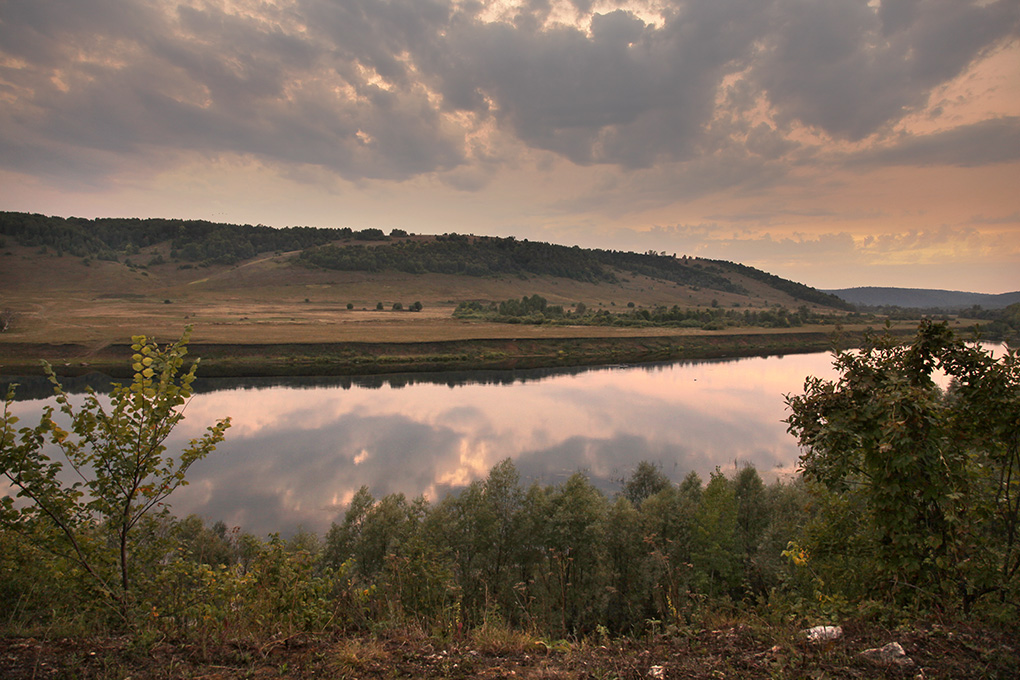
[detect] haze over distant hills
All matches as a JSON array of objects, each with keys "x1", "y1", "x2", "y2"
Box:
[{"x1": 825, "y1": 287, "x2": 1020, "y2": 310}]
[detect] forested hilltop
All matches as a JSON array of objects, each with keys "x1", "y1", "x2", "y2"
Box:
[
  {"x1": 0, "y1": 211, "x2": 348, "y2": 265},
  {"x1": 0, "y1": 211, "x2": 850, "y2": 310}
]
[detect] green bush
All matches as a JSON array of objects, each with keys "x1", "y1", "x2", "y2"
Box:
[
  {"x1": 786, "y1": 321, "x2": 1020, "y2": 617},
  {"x1": 1, "y1": 328, "x2": 230, "y2": 623}
]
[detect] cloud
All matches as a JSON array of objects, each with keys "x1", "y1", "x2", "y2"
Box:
[
  {"x1": 849, "y1": 117, "x2": 1020, "y2": 167},
  {"x1": 970, "y1": 211, "x2": 1020, "y2": 226},
  {"x1": 2, "y1": 0, "x2": 1015, "y2": 190},
  {"x1": 432, "y1": 3, "x2": 770, "y2": 167},
  {"x1": 0, "y1": 0, "x2": 469, "y2": 182},
  {"x1": 592, "y1": 219, "x2": 1018, "y2": 274},
  {"x1": 178, "y1": 410, "x2": 468, "y2": 535},
  {"x1": 751, "y1": 0, "x2": 1019, "y2": 140}
]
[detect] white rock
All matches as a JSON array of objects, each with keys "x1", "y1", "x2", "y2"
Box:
[
  {"x1": 648, "y1": 665, "x2": 665, "y2": 679},
  {"x1": 803, "y1": 625, "x2": 843, "y2": 642},
  {"x1": 860, "y1": 641, "x2": 915, "y2": 667}
]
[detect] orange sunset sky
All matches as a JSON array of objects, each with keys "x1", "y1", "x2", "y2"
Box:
[{"x1": 1, "y1": 0, "x2": 1018, "y2": 292}]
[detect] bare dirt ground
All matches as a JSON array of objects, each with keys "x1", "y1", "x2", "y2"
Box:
[{"x1": 1, "y1": 620, "x2": 1016, "y2": 679}]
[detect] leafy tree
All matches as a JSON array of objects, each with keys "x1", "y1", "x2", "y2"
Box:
[
  {"x1": 640, "y1": 480, "x2": 700, "y2": 625},
  {"x1": 540, "y1": 473, "x2": 610, "y2": 633},
  {"x1": 786, "y1": 320, "x2": 1020, "y2": 613},
  {"x1": 678, "y1": 470, "x2": 704, "y2": 505},
  {"x1": 733, "y1": 465, "x2": 768, "y2": 591},
  {"x1": 354, "y1": 228, "x2": 387, "y2": 241},
  {"x1": 323, "y1": 485, "x2": 376, "y2": 574},
  {"x1": 623, "y1": 461, "x2": 671, "y2": 507},
  {"x1": 174, "y1": 515, "x2": 234, "y2": 567},
  {"x1": 419, "y1": 460, "x2": 526, "y2": 626},
  {"x1": 692, "y1": 470, "x2": 741, "y2": 597},
  {"x1": 479, "y1": 459, "x2": 525, "y2": 603},
  {"x1": 0, "y1": 328, "x2": 230, "y2": 614},
  {"x1": 348, "y1": 492, "x2": 416, "y2": 580},
  {"x1": 603, "y1": 496, "x2": 648, "y2": 629},
  {"x1": 429, "y1": 482, "x2": 490, "y2": 621}
]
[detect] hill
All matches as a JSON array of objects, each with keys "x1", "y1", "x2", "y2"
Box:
[
  {"x1": 825, "y1": 286, "x2": 1020, "y2": 310},
  {"x1": 1, "y1": 211, "x2": 850, "y2": 310},
  {"x1": 2, "y1": 211, "x2": 938, "y2": 376}
]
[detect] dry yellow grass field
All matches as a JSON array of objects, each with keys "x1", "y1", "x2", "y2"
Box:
[
  {"x1": 1, "y1": 243, "x2": 870, "y2": 345},
  {"x1": 1, "y1": 244, "x2": 937, "y2": 378}
]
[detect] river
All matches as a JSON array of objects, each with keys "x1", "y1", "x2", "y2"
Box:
[{"x1": 6, "y1": 350, "x2": 850, "y2": 536}]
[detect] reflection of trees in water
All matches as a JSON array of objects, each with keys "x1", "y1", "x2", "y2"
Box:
[
  {"x1": 2, "y1": 373, "x2": 116, "y2": 401},
  {"x1": 2, "y1": 352, "x2": 779, "y2": 401},
  {"x1": 190, "y1": 364, "x2": 634, "y2": 392}
]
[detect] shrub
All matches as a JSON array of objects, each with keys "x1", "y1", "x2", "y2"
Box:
[
  {"x1": 0, "y1": 328, "x2": 230, "y2": 620},
  {"x1": 786, "y1": 321, "x2": 1020, "y2": 615}
]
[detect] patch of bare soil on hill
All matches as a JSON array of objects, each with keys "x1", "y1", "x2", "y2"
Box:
[{"x1": 1, "y1": 622, "x2": 1016, "y2": 679}]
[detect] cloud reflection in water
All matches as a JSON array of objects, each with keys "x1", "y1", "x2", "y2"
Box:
[
  {"x1": 159, "y1": 352, "x2": 838, "y2": 536},
  {"x1": 2, "y1": 353, "x2": 838, "y2": 536}
]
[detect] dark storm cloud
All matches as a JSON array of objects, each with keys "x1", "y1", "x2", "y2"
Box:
[
  {"x1": 0, "y1": 0, "x2": 1016, "y2": 185},
  {"x1": 753, "y1": 0, "x2": 1019, "y2": 140},
  {"x1": 849, "y1": 117, "x2": 1020, "y2": 167},
  {"x1": 431, "y1": 2, "x2": 772, "y2": 167},
  {"x1": 0, "y1": 0, "x2": 466, "y2": 181}
]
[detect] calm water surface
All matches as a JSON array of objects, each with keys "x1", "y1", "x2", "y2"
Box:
[{"x1": 6, "y1": 352, "x2": 842, "y2": 536}]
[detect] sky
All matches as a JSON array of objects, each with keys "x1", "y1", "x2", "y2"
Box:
[{"x1": 1, "y1": 0, "x2": 1018, "y2": 293}]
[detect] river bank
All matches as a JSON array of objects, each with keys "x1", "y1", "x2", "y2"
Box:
[{"x1": 0, "y1": 326, "x2": 919, "y2": 379}]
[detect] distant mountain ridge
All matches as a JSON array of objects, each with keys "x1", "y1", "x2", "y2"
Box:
[{"x1": 825, "y1": 287, "x2": 1020, "y2": 310}]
